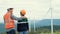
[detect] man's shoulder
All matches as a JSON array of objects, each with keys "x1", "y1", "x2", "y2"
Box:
[
  {"x1": 4, "y1": 12, "x2": 10, "y2": 18},
  {"x1": 4, "y1": 13, "x2": 7, "y2": 17}
]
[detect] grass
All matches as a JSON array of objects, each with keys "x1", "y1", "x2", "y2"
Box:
[
  {"x1": 1, "y1": 31, "x2": 60, "y2": 34},
  {"x1": 1, "y1": 31, "x2": 51, "y2": 34}
]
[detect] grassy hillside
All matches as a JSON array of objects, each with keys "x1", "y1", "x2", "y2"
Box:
[
  {"x1": 0, "y1": 25, "x2": 51, "y2": 34},
  {"x1": 1, "y1": 25, "x2": 60, "y2": 34}
]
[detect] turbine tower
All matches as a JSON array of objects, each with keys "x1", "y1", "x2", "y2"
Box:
[{"x1": 50, "y1": 0, "x2": 53, "y2": 34}]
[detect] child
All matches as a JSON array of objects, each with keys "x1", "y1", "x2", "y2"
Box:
[{"x1": 11, "y1": 9, "x2": 29, "y2": 34}]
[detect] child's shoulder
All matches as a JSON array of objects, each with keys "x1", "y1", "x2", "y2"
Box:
[{"x1": 22, "y1": 16, "x2": 28, "y2": 20}]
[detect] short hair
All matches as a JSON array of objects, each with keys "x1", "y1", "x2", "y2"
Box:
[
  {"x1": 7, "y1": 8, "x2": 13, "y2": 11},
  {"x1": 9, "y1": 8, "x2": 13, "y2": 10}
]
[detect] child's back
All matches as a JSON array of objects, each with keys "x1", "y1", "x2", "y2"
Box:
[{"x1": 17, "y1": 17, "x2": 29, "y2": 32}]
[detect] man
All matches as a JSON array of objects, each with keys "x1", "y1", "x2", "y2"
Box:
[{"x1": 3, "y1": 8, "x2": 16, "y2": 34}]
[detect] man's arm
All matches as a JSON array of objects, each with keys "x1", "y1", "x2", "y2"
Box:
[
  {"x1": 11, "y1": 14, "x2": 22, "y2": 21},
  {"x1": 4, "y1": 18, "x2": 6, "y2": 23},
  {"x1": 3, "y1": 16, "x2": 10, "y2": 23}
]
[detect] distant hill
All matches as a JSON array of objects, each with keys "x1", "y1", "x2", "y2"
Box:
[
  {"x1": 30, "y1": 19, "x2": 60, "y2": 28},
  {"x1": 53, "y1": 25, "x2": 60, "y2": 32}
]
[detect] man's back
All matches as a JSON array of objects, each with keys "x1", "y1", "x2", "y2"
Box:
[{"x1": 4, "y1": 12, "x2": 15, "y2": 29}]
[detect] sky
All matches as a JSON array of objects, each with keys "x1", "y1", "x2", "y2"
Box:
[{"x1": 0, "y1": 0, "x2": 60, "y2": 22}]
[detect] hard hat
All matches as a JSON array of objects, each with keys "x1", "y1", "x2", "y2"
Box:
[{"x1": 20, "y1": 9, "x2": 26, "y2": 15}]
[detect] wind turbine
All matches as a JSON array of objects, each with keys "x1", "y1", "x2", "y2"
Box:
[
  {"x1": 33, "y1": 0, "x2": 53, "y2": 33},
  {"x1": 43, "y1": 0, "x2": 53, "y2": 34}
]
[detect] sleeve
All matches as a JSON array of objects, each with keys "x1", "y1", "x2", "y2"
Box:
[{"x1": 11, "y1": 14, "x2": 22, "y2": 21}]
